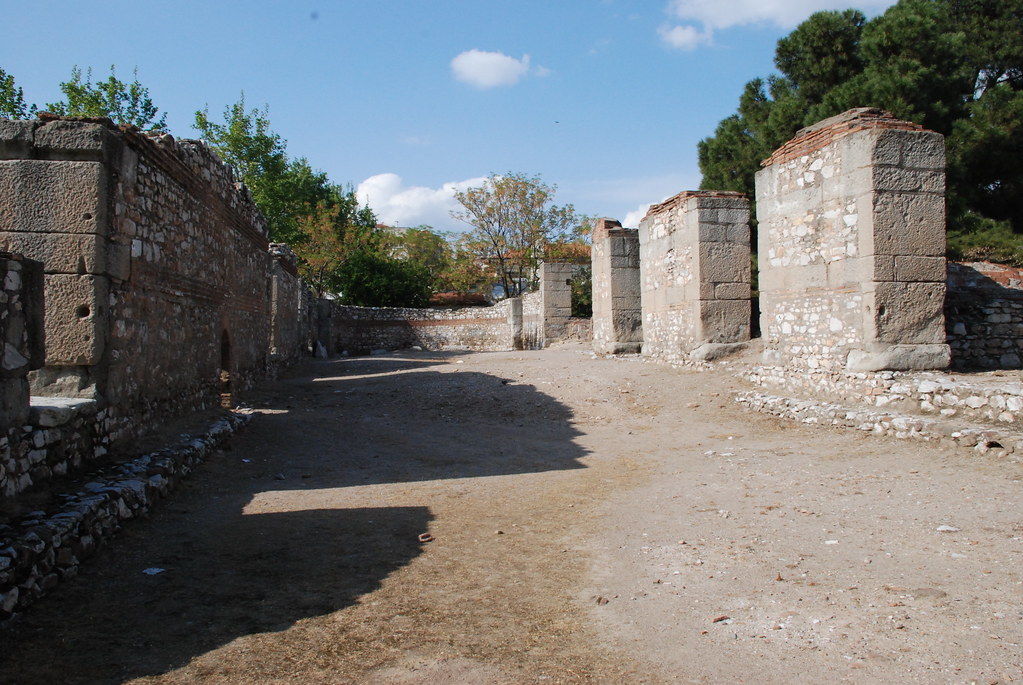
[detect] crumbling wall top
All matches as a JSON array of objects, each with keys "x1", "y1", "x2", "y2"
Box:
[
  {"x1": 761, "y1": 107, "x2": 927, "y2": 168},
  {"x1": 642, "y1": 190, "x2": 746, "y2": 222}
]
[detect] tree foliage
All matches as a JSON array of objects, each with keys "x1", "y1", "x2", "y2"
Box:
[
  {"x1": 452, "y1": 172, "x2": 580, "y2": 298},
  {"x1": 698, "y1": 0, "x2": 1023, "y2": 261},
  {"x1": 291, "y1": 192, "x2": 379, "y2": 297},
  {"x1": 194, "y1": 95, "x2": 299, "y2": 241},
  {"x1": 46, "y1": 65, "x2": 167, "y2": 131},
  {"x1": 0, "y1": 68, "x2": 33, "y2": 119},
  {"x1": 332, "y1": 249, "x2": 433, "y2": 308}
]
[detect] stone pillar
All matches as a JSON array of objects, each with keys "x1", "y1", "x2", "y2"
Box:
[
  {"x1": 540, "y1": 261, "x2": 573, "y2": 344},
  {"x1": 638, "y1": 192, "x2": 751, "y2": 363},
  {"x1": 591, "y1": 218, "x2": 642, "y2": 355},
  {"x1": 507, "y1": 296, "x2": 524, "y2": 350},
  {"x1": 0, "y1": 118, "x2": 124, "y2": 396},
  {"x1": 756, "y1": 108, "x2": 949, "y2": 372}
]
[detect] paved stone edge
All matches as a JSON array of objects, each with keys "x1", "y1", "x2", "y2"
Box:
[
  {"x1": 735, "y1": 391, "x2": 1023, "y2": 460},
  {"x1": 0, "y1": 411, "x2": 251, "y2": 625}
]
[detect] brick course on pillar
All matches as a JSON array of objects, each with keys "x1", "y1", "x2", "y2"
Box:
[
  {"x1": 756, "y1": 108, "x2": 950, "y2": 372},
  {"x1": 591, "y1": 218, "x2": 642, "y2": 355},
  {"x1": 638, "y1": 192, "x2": 751, "y2": 363}
]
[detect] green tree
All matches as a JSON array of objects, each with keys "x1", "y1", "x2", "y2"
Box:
[
  {"x1": 291, "y1": 193, "x2": 379, "y2": 297},
  {"x1": 775, "y1": 9, "x2": 866, "y2": 102},
  {"x1": 452, "y1": 172, "x2": 579, "y2": 298},
  {"x1": 333, "y1": 249, "x2": 433, "y2": 308},
  {"x1": 0, "y1": 68, "x2": 33, "y2": 119},
  {"x1": 380, "y1": 226, "x2": 454, "y2": 292},
  {"x1": 194, "y1": 95, "x2": 296, "y2": 241},
  {"x1": 46, "y1": 65, "x2": 167, "y2": 131},
  {"x1": 436, "y1": 233, "x2": 490, "y2": 295}
]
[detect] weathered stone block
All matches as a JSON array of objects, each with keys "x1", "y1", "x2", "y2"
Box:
[
  {"x1": 715, "y1": 282, "x2": 751, "y2": 300},
  {"x1": 726, "y1": 223, "x2": 751, "y2": 245},
  {"x1": 0, "y1": 120, "x2": 38, "y2": 160},
  {"x1": 42, "y1": 274, "x2": 107, "y2": 365},
  {"x1": 699, "y1": 242, "x2": 749, "y2": 283},
  {"x1": 871, "y1": 281, "x2": 946, "y2": 344},
  {"x1": 895, "y1": 255, "x2": 946, "y2": 283},
  {"x1": 846, "y1": 343, "x2": 950, "y2": 372},
  {"x1": 873, "y1": 166, "x2": 945, "y2": 194},
  {"x1": 0, "y1": 160, "x2": 107, "y2": 235},
  {"x1": 699, "y1": 299, "x2": 750, "y2": 344},
  {"x1": 871, "y1": 192, "x2": 945, "y2": 256},
  {"x1": 34, "y1": 121, "x2": 120, "y2": 162},
  {"x1": 698, "y1": 223, "x2": 728, "y2": 242},
  {"x1": 0, "y1": 232, "x2": 107, "y2": 275},
  {"x1": 872, "y1": 255, "x2": 896, "y2": 281},
  {"x1": 873, "y1": 129, "x2": 944, "y2": 169}
]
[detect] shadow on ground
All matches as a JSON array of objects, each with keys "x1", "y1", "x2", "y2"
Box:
[{"x1": 0, "y1": 351, "x2": 588, "y2": 683}]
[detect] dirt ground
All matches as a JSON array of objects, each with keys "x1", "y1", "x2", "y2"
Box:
[{"x1": 2, "y1": 342, "x2": 1023, "y2": 684}]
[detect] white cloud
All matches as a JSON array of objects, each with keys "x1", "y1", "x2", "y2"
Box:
[
  {"x1": 660, "y1": 0, "x2": 898, "y2": 50},
  {"x1": 451, "y1": 49, "x2": 532, "y2": 89},
  {"x1": 623, "y1": 204, "x2": 653, "y2": 228},
  {"x1": 666, "y1": 0, "x2": 897, "y2": 29},
  {"x1": 356, "y1": 173, "x2": 487, "y2": 230},
  {"x1": 657, "y1": 24, "x2": 712, "y2": 50}
]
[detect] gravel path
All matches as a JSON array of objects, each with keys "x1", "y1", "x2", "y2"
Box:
[{"x1": 2, "y1": 342, "x2": 1022, "y2": 683}]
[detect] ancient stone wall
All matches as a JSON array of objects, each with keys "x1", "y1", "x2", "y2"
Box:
[
  {"x1": 756, "y1": 108, "x2": 949, "y2": 372},
  {"x1": 638, "y1": 191, "x2": 751, "y2": 363},
  {"x1": 591, "y1": 219, "x2": 642, "y2": 355},
  {"x1": 269, "y1": 243, "x2": 316, "y2": 373},
  {"x1": 946, "y1": 262, "x2": 1023, "y2": 370},
  {"x1": 0, "y1": 117, "x2": 274, "y2": 446},
  {"x1": 325, "y1": 262, "x2": 578, "y2": 354},
  {"x1": 0, "y1": 252, "x2": 46, "y2": 496},
  {"x1": 327, "y1": 299, "x2": 520, "y2": 354}
]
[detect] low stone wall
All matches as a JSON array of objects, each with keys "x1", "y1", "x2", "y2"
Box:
[
  {"x1": 2, "y1": 399, "x2": 110, "y2": 498},
  {"x1": 748, "y1": 365, "x2": 1023, "y2": 428},
  {"x1": 327, "y1": 299, "x2": 519, "y2": 354},
  {"x1": 0, "y1": 411, "x2": 248, "y2": 623},
  {"x1": 736, "y1": 391, "x2": 1023, "y2": 458},
  {"x1": 565, "y1": 317, "x2": 592, "y2": 342},
  {"x1": 946, "y1": 262, "x2": 1023, "y2": 370}
]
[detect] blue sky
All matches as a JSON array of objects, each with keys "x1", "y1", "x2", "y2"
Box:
[{"x1": 3, "y1": 0, "x2": 897, "y2": 232}]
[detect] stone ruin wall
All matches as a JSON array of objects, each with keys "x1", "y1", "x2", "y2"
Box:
[
  {"x1": 1, "y1": 253, "x2": 44, "y2": 495},
  {"x1": 327, "y1": 299, "x2": 520, "y2": 354},
  {"x1": 638, "y1": 191, "x2": 751, "y2": 363},
  {"x1": 591, "y1": 219, "x2": 642, "y2": 355},
  {"x1": 946, "y1": 262, "x2": 1023, "y2": 370},
  {"x1": 269, "y1": 243, "x2": 317, "y2": 372},
  {"x1": 326, "y1": 262, "x2": 578, "y2": 355},
  {"x1": 0, "y1": 117, "x2": 316, "y2": 499},
  {"x1": 756, "y1": 108, "x2": 949, "y2": 374},
  {"x1": 0, "y1": 117, "x2": 294, "y2": 446}
]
